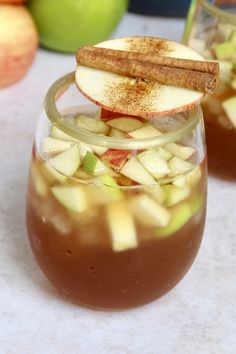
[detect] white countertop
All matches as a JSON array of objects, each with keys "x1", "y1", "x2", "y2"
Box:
[{"x1": 0, "y1": 13, "x2": 236, "y2": 354}]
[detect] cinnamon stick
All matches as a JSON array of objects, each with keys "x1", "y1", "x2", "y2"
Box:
[
  {"x1": 77, "y1": 46, "x2": 219, "y2": 75},
  {"x1": 76, "y1": 48, "x2": 219, "y2": 94}
]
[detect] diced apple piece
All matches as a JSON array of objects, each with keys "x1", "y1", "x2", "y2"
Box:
[
  {"x1": 51, "y1": 185, "x2": 88, "y2": 213},
  {"x1": 106, "y1": 117, "x2": 143, "y2": 132},
  {"x1": 43, "y1": 162, "x2": 67, "y2": 183},
  {"x1": 85, "y1": 174, "x2": 123, "y2": 206},
  {"x1": 50, "y1": 125, "x2": 78, "y2": 142},
  {"x1": 129, "y1": 124, "x2": 162, "y2": 139},
  {"x1": 168, "y1": 157, "x2": 194, "y2": 177},
  {"x1": 222, "y1": 96, "x2": 236, "y2": 128},
  {"x1": 120, "y1": 156, "x2": 156, "y2": 185},
  {"x1": 172, "y1": 176, "x2": 186, "y2": 188},
  {"x1": 90, "y1": 144, "x2": 108, "y2": 155},
  {"x1": 109, "y1": 128, "x2": 126, "y2": 138},
  {"x1": 76, "y1": 115, "x2": 109, "y2": 134},
  {"x1": 83, "y1": 152, "x2": 109, "y2": 176},
  {"x1": 129, "y1": 194, "x2": 171, "y2": 227},
  {"x1": 219, "y1": 61, "x2": 233, "y2": 83},
  {"x1": 106, "y1": 200, "x2": 137, "y2": 252},
  {"x1": 185, "y1": 166, "x2": 202, "y2": 187},
  {"x1": 155, "y1": 203, "x2": 192, "y2": 238},
  {"x1": 137, "y1": 150, "x2": 170, "y2": 179},
  {"x1": 48, "y1": 145, "x2": 80, "y2": 177},
  {"x1": 165, "y1": 143, "x2": 195, "y2": 160},
  {"x1": 189, "y1": 195, "x2": 203, "y2": 215},
  {"x1": 156, "y1": 147, "x2": 172, "y2": 161},
  {"x1": 214, "y1": 42, "x2": 235, "y2": 60},
  {"x1": 116, "y1": 174, "x2": 134, "y2": 186},
  {"x1": 162, "y1": 184, "x2": 190, "y2": 207},
  {"x1": 78, "y1": 141, "x2": 93, "y2": 158},
  {"x1": 144, "y1": 184, "x2": 166, "y2": 205},
  {"x1": 42, "y1": 137, "x2": 72, "y2": 156},
  {"x1": 101, "y1": 149, "x2": 130, "y2": 170},
  {"x1": 30, "y1": 162, "x2": 48, "y2": 198}
]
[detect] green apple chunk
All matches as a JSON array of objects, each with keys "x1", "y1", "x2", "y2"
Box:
[
  {"x1": 51, "y1": 185, "x2": 88, "y2": 213},
  {"x1": 137, "y1": 150, "x2": 170, "y2": 179},
  {"x1": 30, "y1": 162, "x2": 48, "y2": 198},
  {"x1": 162, "y1": 184, "x2": 190, "y2": 207},
  {"x1": 129, "y1": 194, "x2": 171, "y2": 227},
  {"x1": 106, "y1": 200, "x2": 137, "y2": 252},
  {"x1": 165, "y1": 143, "x2": 195, "y2": 160},
  {"x1": 107, "y1": 117, "x2": 143, "y2": 132},
  {"x1": 144, "y1": 184, "x2": 165, "y2": 205},
  {"x1": 85, "y1": 174, "x2": 123, "y2": 205},
  {"x1": 42, "y1": 137, "x2": 72, "y2": 156},
  {"x1": 109, "y1": 128, "x2": 126, "y2": 138},
  {"x1": 48, "y1": 144, "x2": 80, "y2": 176},
  {"x1": 120, "y1": 156, "x2": 156, "y2": 185},
  {"x1": 156, "y1": 147, "x2": 172, "y2": 161},
  {"x1": 76, "y1": 115, "x2": 109, "y2": 134},
  {"x1": 83, "y1": 152, "x2": 109, "y2": 176},
  {"x1": 189, "y1": 195, "x2": 203, "y2": 215},
  {"x1": 155, "y1": 203, "x2": 192, "y2": 239},
  {"x1": 168, "y1": 156, "x2": 194, "y2": 177},
  {"x1": 214, "y1": 41, "x2": 235, "y2": 60},
  {"x1": 222, "y1": 96, "x2": 236, "y2": 128},
  {"x1": 172, "y1": 175, "x2": 186, "y2": 188},
  {"x1": 231, "y1": 77, "x2": 236, "y2": 90},
  {"x1": 186, "y1": 166, "x2": 202, "y2": 187},
  {"x1": 129, "y1": 124, "x2": 162, "y2": 139}
]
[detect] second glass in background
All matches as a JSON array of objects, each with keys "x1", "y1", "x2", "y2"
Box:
[{"x1": 184, "y1": 0, "x2": 236, "y2": 180}]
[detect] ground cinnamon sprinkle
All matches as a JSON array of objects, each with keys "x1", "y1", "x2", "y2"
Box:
[
  {"x1": 104, "y1": 77, "x2": 160, "y2": 114},
  {"x1": 125, "y1": 37, "x2": 170, "y2": 55}
]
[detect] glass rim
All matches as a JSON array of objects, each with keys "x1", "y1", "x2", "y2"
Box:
[
  {"x1": 199, "y1": 0, "x2": 236, "y2": 24},
  {"x1": 44, "y1": 72, "x2": 201, "y2": 150}
]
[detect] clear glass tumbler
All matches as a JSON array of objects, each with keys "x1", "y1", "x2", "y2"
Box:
[
  {"x1": 26, "y1": 72, "x2": 207, "y2": 310},
  {"x1": 184, "y1": 0, "x2": 236, "y2": 180}
]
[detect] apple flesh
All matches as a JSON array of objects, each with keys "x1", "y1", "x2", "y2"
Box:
[
  {"x1": 101, "y1": 149, "x2": 130, "y2": 170},
  {"x1": 42, "y1": 137, "x2": 72, "y2": 156},
  {"x1": 0, "y1": 4, "x2": 38, "y2": 88},
  {"x1": 48, "y1": 145, "x2": 81, "y2": 176},
  {"x1": 76, "y1": 36, "x2": 204, "y2": 117},
  {"x1": 51, "y1": 185, "x2": 88, "y2": 213},
  {"x1": 83, "y1": 152, "x2": 109, "y2": 176},
  {"x1": 106, "y1": 200, "x2": 137, "y2": 252},
  {"x1": 137, "y1": 150, "x2": 170, "y2": 179},
  {"x1": 120, "y1": 156, "x2": 156, "y2": 185},
  {"x1": 129, "y1": 194, "x2": 171, "y2": 228},
  {"x1": 128, "y1": 125, "x2": 162, "y2": 139},
  {"x1": 106, "y1": 117, "x2": 144, "y2": 132}
]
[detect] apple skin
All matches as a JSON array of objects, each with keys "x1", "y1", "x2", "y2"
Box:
[
  {"x1": 0, "y1": 0, "x2": 26, "y2": 3},
  {"x1": 0, "y1": 5, "x2": 38, "y2": 89},
  {"x1": 27, "y1": 0, "x2": 128, "y2": 53}
]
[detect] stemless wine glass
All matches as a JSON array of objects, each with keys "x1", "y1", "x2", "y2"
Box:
[
  {"x1": 26, "y1": 72, "x2": 207, "y2": 310},
  {"x1": 183, "y1": 0, "x2": 236, "y2": 180}
]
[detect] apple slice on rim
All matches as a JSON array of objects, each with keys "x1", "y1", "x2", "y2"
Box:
[{"x1": 75, "y1": 36, "x2": 204, "y2": 117}]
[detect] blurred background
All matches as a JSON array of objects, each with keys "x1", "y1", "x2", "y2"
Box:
[{"x1": 0, "y1": 0, "x2": 191, "y2": 89}]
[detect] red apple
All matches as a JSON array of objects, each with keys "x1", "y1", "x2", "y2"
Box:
[
  {"x1": 101, "y1": 149, "x2": 131, "y2": 170},
  {"x1": 0, "y1": 0, "x2": 26, "y2": 3},
  {"x1": 0, "y1": 4, "x2": 38, "y2": 89},
  {"x1": 100, "y1": 108, "x2": 140, "y2": 120}
]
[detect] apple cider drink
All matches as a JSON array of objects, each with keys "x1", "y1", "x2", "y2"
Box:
[
  {"x1": 184, "y1": 0, "x2": 236, "y2": 179},
  {"x1": 26, "y1": 37, "x2": 212, "y2": 309}
]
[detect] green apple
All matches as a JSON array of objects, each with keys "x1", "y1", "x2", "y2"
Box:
[{"x1": 28, "y1": 0, "x2": 128, "y2": 53}]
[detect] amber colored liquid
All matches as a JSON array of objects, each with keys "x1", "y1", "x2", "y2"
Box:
[
  {"x1": 26, "y1": 159, "x2": 207, "y2": 310},
  {"x1": 202, "y1": 86, "x2": 236, "y2": 180}
]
